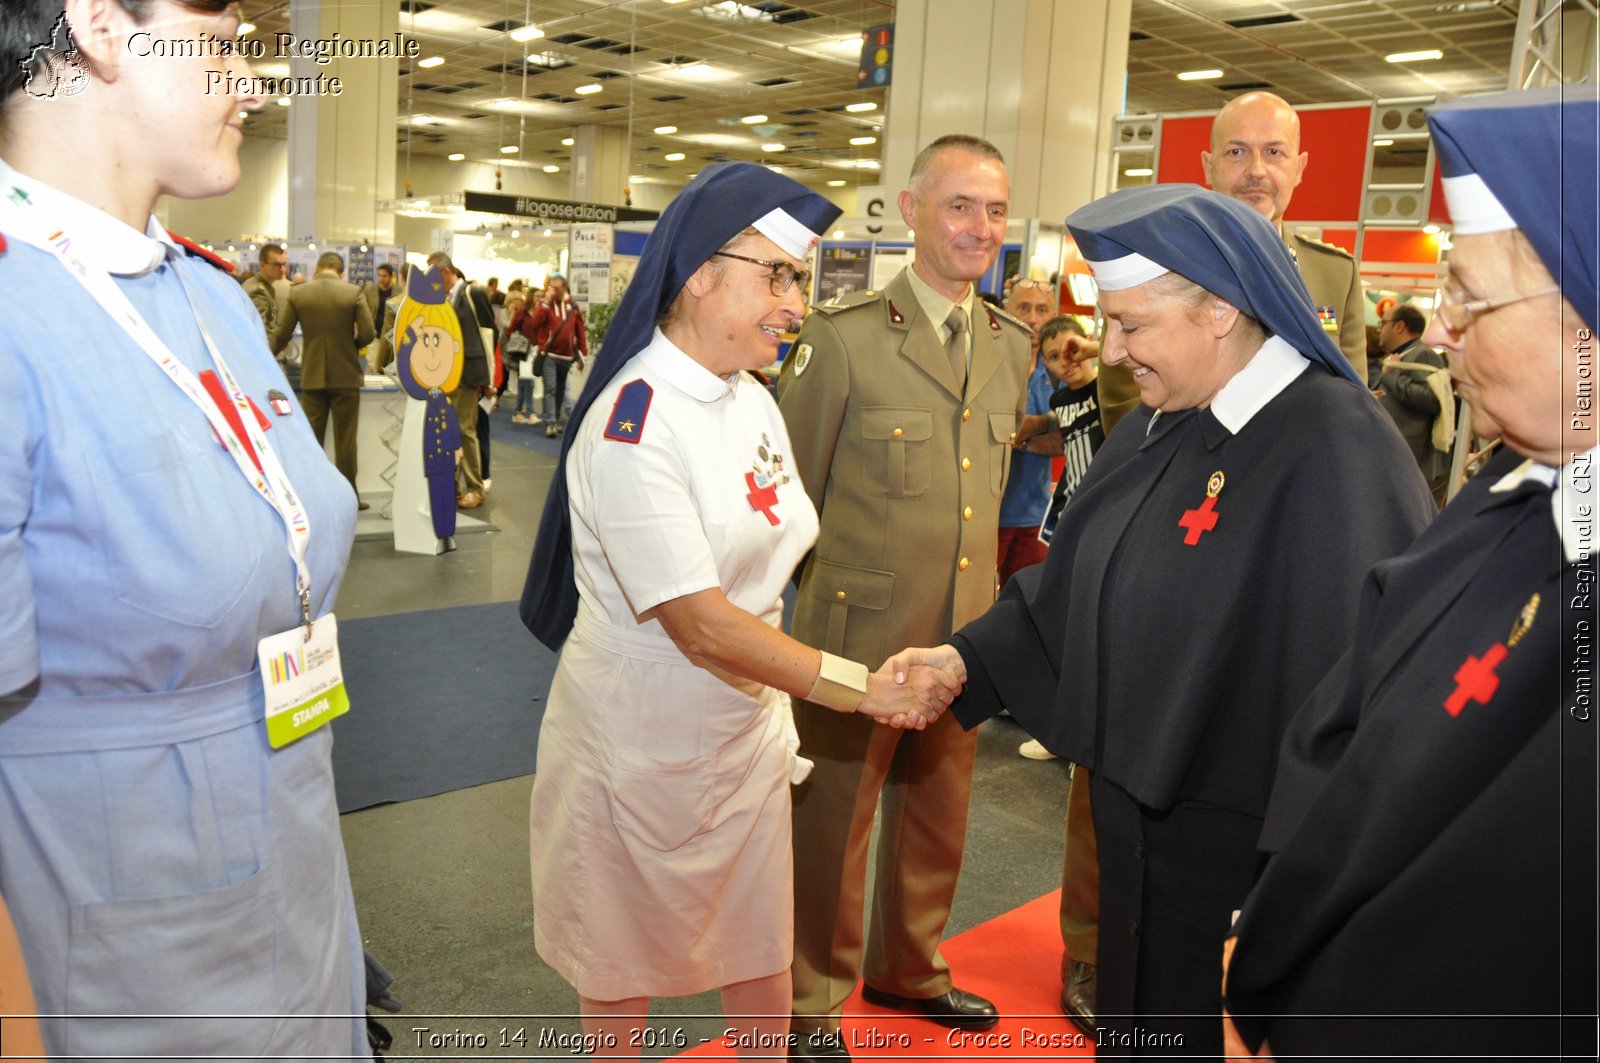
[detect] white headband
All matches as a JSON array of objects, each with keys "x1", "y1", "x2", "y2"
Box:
[
  {"x1": 752, "y1": 207, "x2": 819, "y2": 258},
  {"x1": 1441, "y1": 173, "x2": 1516, "y2": 235},
  {"x1": 1085, "y1": 251, "x2": 1170, "y2": 291}
]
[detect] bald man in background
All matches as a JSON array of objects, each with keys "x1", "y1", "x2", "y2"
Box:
[
  {"x1": 1097, "y1": 92, "x2": 1367, "y2": 437},
  {"x1": 1202, "y1": 91, "x2": 1365, "y2": 375}
]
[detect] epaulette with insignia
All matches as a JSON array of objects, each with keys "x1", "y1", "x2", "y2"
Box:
[
  {"x1": 812, "y1": 287, "x2": 883, "y2": 315},
  {"x1": 1290, "y1": 231, "x2": 1354, "y2": 259},
  {"x1": 167, "y1": 230, "x2": 237, "y2": 274},
  {"x1": 983, "y1": 302, "x2": 1034, "y2": 334},
  {"x1": 603, "y1": 379, "x2": 653, "y2": 444}
]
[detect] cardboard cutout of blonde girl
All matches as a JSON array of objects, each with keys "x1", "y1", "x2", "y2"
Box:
[{"x1": 395, "y1": 266, "x2": 464, "y2": 541}]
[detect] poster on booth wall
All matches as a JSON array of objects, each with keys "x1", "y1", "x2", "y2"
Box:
[
  {"x1": 871, "y1": 246, "x2": 911, "y2": 291},
  {"x1": 569, "y1": 225, "x2": 613, "y2": 266},
  {"x1": 817, "y1": 245, "x2": 871, "y2": 303}
]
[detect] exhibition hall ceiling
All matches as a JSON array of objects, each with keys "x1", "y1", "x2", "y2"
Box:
[{"x1": 237, "y1": 0, "x2": 1521, "y2": 190}]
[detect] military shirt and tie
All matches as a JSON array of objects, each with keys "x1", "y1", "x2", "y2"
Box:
[{"x1": 777, "y1": 265, "x2": 1031, "y2": 1032}]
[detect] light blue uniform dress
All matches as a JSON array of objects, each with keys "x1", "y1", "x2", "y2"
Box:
[{"x1": 0, "y1": 164, "x2": 369, "y2": 1060}]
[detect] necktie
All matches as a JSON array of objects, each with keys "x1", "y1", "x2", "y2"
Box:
[{"x1": 945, "y1": 305, "x2": 968, "y2": 387}]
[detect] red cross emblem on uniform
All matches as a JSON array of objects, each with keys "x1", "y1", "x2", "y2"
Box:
[
  {"x1": 1179, "y1": 470, "x2": 1226, "y2": 546},
  {"x1": 1444, "y1": 642, "x2": 1507, "y2": 717},
  {"x1": 746, "y1": 471, "x2": 781, "y2": 526}
]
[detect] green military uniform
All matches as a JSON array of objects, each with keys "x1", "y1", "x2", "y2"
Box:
[
  {"x1": 242, "y1": 270, "x2": 277, "y2": 339},
  {"x1": 777, "y1": 266, "x2": 1031, "y2": 1032},
  {"x1": 1287, "y1": 230, "x2": 1364, "y2": 378},
  {"x1": 271, "y1": 273, "x2": 376, "y2": 491}
]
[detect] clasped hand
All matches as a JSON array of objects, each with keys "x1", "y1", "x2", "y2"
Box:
[{"x1": 854, "y1": 644, "x2": 968, "y2": 730}]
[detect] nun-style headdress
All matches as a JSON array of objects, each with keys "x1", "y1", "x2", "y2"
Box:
[
  {"x1": 520, "y1": 162, "x2": 841, "y2": 650},
  {"x1": 1429, "y1": 86, "x2": 1597, "y2": 333},
  {"x1": 1067, "y1": 184, "x2": 1361, "y2": 384}
]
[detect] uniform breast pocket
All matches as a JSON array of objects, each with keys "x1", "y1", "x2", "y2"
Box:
[
  {"x1": 89, "y1": 431, "x2": 265, "y2": 628},
  {"x1": 861, "y1": 406, "x2": 932, "y2": 499},
  {"x1": 988, "y1": 411, "x2": 1016, "y2": 499}
]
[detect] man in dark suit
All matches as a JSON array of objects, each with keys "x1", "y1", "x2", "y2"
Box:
[
  {"x1": 271, "y1": 251, "x2": 375, "y2": 506},
  {"x1": 1374, "y1": 301, "x2": 1450, "y2": 505},
  {"x1": 777, "y1": 134, "x2": 1031, "y2": 1060},
  {"x1": 426, "y1": 252, "x2": 495, "y2": 509}
]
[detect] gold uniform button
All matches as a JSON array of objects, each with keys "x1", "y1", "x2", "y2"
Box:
[
  {"x1": 835, "y1": 590, "x2": 847, "y2": 601},
  {"x1": 961, "y1": 457, "x2": 972, "y2": 472},
  {"x1": 1009, "y1": 431, "x2": 1017, "y2": 443},
  {"x1": 962, "y1": 506, "x2": 973, "y2": 521},
  {"x1": 958, "y1": 557, "x2": 971, "y2": 571},
  {"x1": 892, "y1": 427, "x2": 904, "y2": 438},
  {"x1": 962, "y1": 408, "x2": 972, "y2": 422}
]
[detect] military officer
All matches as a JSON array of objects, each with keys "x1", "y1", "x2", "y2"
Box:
[{"x1": 777, "y1": 134, "x2": 1031, "y2": 1060}]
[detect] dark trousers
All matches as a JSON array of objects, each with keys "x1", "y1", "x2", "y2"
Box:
[
  {"x1": 477, "y1": 405, "x2": 491, "y2": 479},
  {"x1": 301, "y1": 387, "x2": 359, "y2": 491},
  {"x1": 542, "y1": 357, "x2": 572, "y2": 426}
]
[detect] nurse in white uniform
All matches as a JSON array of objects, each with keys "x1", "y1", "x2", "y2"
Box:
[{"x1": 522, "y1": 163, "x2": 959, "y2": 1059}]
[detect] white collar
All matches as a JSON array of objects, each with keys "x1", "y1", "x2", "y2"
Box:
[
  {"x1": 1490, "y1": 445, "x2": 1598, "y2": 564},
  {"x1": 0, "y1": 156, "x2": 176, "y2": 276},
  {"x1": 640, "y1": 328, "x2": 741, "y2": 403},
  {"x1": 1206, "y1": 334, "x2": 1310, "y2": 433}
]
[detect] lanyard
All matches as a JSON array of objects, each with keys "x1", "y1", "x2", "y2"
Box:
[{"x1": 0, "y1": 188, "x2": 316, "y2": 633}]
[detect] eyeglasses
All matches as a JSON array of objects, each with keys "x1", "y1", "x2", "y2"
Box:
[
  {"x1": 713, "y1": 252, "x2": 812, "y2": 296},
  {"x1": 1435, "y1": 283, "x2": 1561, "y2": 335},
  {"x1": 1012, "y1": 278, "x2": 1052, "y2": 291}
]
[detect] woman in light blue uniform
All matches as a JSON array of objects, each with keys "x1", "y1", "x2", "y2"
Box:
[{"x1": 0, "y1": 1, "x2": 368, "y2": 1057}]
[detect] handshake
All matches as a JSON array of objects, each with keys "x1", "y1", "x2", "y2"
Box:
[{"x1": 858, "y1": 644, "x2": 968, "y2": 730}]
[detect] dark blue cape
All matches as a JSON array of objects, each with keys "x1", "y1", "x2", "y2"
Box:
[{"x1": 519, "y1": 163, "x2": 840, "y2": 649}]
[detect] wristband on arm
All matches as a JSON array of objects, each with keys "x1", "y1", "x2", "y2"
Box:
[{"x1": 806, "y1": 652, "x2": 868, "y2": 713}]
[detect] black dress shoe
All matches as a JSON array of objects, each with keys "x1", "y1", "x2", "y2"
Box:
[
  {"x1": 860, "y1": 985, "x2": 998, "y2": 1030},
  {"x1": 789, "y1": 1030, "x2": 850, "y2": 1060},
  {"x1": 1061, "y1": 960, "x2": 1097, "y2": 1036}
]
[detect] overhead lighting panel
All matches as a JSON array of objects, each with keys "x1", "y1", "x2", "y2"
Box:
[{"x1": 1386, "y1": 49, "x2": 1444, "y2": 62}]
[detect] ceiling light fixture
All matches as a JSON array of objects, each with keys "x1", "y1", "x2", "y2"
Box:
[
  {"x1": 574, "y1": 83, "x2": 602, "y2": 95},
  {"x1": 237, "y1": 21, "x2": 256, "y2": 35},
  {"x1": 741, "y1": 114, "x2": 768, "y2": 124},
  {"x1": 448, "y1": 153, "x2": 465, "y2": 161},
  {"x1": 665, "y1": 152, "x2": 686, "y2": 161},
  {"x1": 1124, "y1": 167, "x2": 1154, "y2": 177},
  {"x1": 762, "y1": 142, "x2": 786, "y2": 152},
  {"x1": 1176, "y1": 69, "x2": 1224, "y2": 81},
  {"x1": 561, "y1": 137, "x2": 575, "y2": 146},
  {"x1": 849, "y1": 136, "x2": 876, "y2": 146},
  {"x1": 1374, "y1": 138, "x2": 1395, "y2": 147},
  {"x1": 654, "y1": 125, "x2": 678, "y2": 134},
  {"x1": 826, "y1": 179, "x2": 846, "y2": 187},
  {"x1": 277, "y1": 97, "x2": 291, "y2": 107},
  {"x1": 509, "y1": 25, "x2": 545, "y2": 42},
  {"x1": 501, "y1": 145, "x2": 519, "y2": 154},
  {"x1": 844, "y1": 102, "x2": 877, "y2": 113},
  {"x1": 1386, "y1": 49, "x2": 1443, "y2": 62},
  {"x1": 418, "y1": 56, "x2": 445, "y2": 68},
  {"x1": 543, "y1": 164, "x2": 560, "y2": 173}
]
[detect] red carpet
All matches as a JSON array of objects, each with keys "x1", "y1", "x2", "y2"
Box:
[{"x1": 677, "y1": 890, "x2": 1095, "y2": 1059}]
